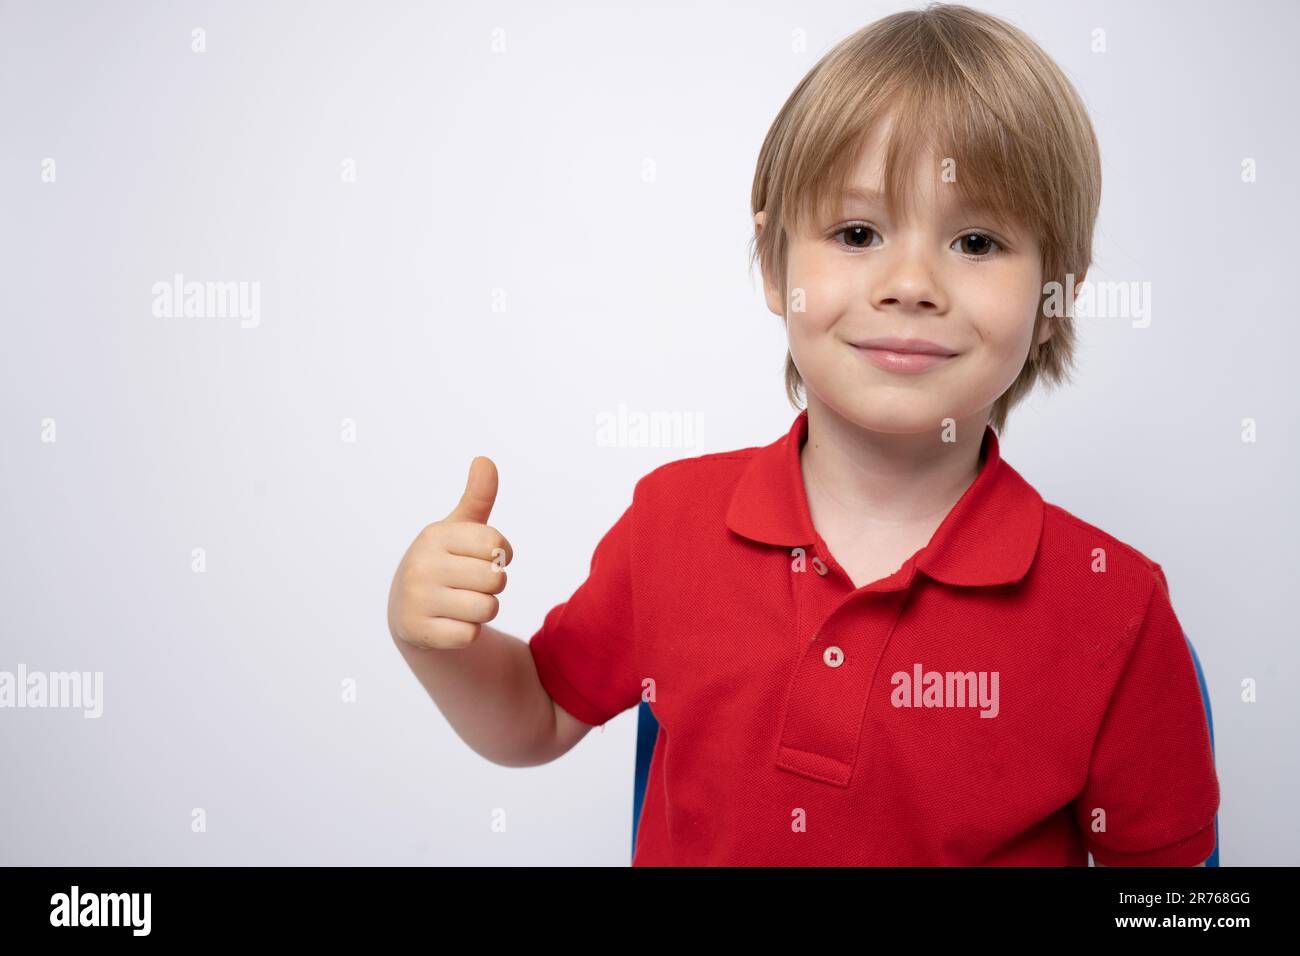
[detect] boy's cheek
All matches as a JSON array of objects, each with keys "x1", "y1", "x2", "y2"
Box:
[
  {"x1": 785, "y1": 306, "x2": 842, "y2": 346},
  {"x1": 968, "y1": 308, "x2": 1038, "y2": 358},
  {"x1": 963, "y1": 338, "x2": 1037, "y2": 402}
]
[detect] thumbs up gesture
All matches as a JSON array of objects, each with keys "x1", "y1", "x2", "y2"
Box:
[{"x1": 387, "y1": 457, "x2": 514, "y2": 650}]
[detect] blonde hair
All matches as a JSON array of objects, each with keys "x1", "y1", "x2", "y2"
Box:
[{"x1": 748, "y1": 2, "x2": 1101, "y2": 435}]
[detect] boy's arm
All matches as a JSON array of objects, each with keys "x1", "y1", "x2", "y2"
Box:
[
  {"x1": 392, "y1": 622, "x2": 590, "y2": 767},
  {"x1": 552, "y1": 696, "x2": 599, "y2": 752}
]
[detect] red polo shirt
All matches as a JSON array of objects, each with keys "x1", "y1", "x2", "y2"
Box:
[{"x1": 528, "y1": 410, "x2": 1220, "y2": 866}]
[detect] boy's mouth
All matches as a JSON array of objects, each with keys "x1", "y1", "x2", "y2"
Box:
[
  {"x1": 851, "y1": 335, "x2": 958, "y2": 356},
  {"x1": 850, "y1": 337, "x2": 959, "y2": 374},
  {"x1": 847, "y1": 335, "x2": 961, "y2": 374}
]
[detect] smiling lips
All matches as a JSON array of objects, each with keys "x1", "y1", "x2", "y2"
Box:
[{"x1": 851, "y1": 336, "x2": 959, "y2": 374}]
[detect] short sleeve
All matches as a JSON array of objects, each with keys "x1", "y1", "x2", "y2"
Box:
[
  {"x1": 527, "y1": 493, "x2": 641, "y2": 728},
  {"x1": 1074, "y1": 563, "x2": 1220, "y2": 866}
]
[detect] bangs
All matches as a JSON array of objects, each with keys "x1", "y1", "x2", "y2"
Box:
[
  {"x1": 785, "y1": 58, "x2": 1051, "y2": 251},
  {"x1": 755, "y1": 4, "x2": 1101, "y2": 272}
]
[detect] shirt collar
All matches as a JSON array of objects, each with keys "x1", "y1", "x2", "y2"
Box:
[{"x1": 724, "y1": 409, "x2": 1044, "y2": 587}]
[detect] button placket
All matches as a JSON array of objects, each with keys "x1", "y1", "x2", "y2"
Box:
[
  {"x1": 778, "y1": 576, "x2": 912, "y2": 787},
  {"x1": 792, "y1": 547, "x2": 846, "y2": 655}
]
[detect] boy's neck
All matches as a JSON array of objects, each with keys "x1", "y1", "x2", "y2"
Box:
[{"x1": 799, "y1": 394, "x2": 990, "y2": 533}]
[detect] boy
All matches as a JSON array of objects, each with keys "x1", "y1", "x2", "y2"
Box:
[{"x1": 387, "y1": 3, "x2": 1219, "y2": 866}]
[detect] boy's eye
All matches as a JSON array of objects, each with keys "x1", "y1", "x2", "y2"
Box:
[
  {"x1": 953, "y1": 232, "x2": 1001, "y2": 257},
  {"x1": 833, "y1": 224, "x2": 879, "y2": 249}
]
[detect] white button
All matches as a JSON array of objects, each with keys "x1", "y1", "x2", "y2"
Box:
[
  {"x1": 823, "y1": 645, "x2": 844, "y2": 668},
  {"x1": 811, "y1": 556, "x2": 828, "y2": 576}
]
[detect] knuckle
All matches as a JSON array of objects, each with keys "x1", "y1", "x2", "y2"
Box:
[
  {"x1": 418, "y1": 523, "x2": 455, "y2": 550},
  {"x1": 400, "y1": 612, "x2": 431, "y2": 641},
  {"x1": 424, "y1": 585, "x2": 454, "y2": 617},
  {"x1": 410, "y1": 553, "x2": 448, "y2": 583},
  {"x1": 422, "y1": 619, "x2": 452, "y2": 646},
  {"x1": 425, "y1": 617, "x2": 473, "y2": 649},
  {"x1": 484, "y1": 527, "x2": 510, "y2": 552},
  {"x1": 404, "y1": 547, "x2": 437, "y2": 576},
  {"x1": 396, "y1": 621, "x2": 432, "y2": 649},
  {"x1": 401, "y1": 578, "x2": 432, "y2": 608}
]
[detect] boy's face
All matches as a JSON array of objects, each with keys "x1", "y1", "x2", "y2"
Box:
[{"x1": 758, "y1": 116, "x2": 1055, "y2": 435}]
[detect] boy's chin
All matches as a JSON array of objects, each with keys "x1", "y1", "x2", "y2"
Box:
[{"x1": 821, "y1": 389, "x2": 970, "y2": 437}]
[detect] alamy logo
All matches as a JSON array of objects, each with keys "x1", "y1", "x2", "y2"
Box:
[
  {"x1": 890, "y1": 662, "x2": 999, "y2": 718},
  {"x1": 151, "y1": 272, "x2": 261, "y2": 328},
  {"x1": 50, "y1": 886, "x2": 151, "y2": 936},
  {"x1": 0, "y1": 665, "x2": 103, "y2": 718},
  {"x1": 594, "y1": 404, "x2": 704, "y2": 451},
  {"x1": 1041, "y1": 272, "x2": 1151, "y2": 328}
]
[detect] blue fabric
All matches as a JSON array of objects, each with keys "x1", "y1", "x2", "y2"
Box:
[
  {"x1": 1185, "y1": 634, "x2": 1220, "y2": 867},
  {"x1": 632, "y1": 700, "x2": 660, "y2": 862}
]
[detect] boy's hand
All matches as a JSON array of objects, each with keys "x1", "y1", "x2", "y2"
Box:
[{"x1": 387, "y1": 456, "x2": 514, "y2": 650}]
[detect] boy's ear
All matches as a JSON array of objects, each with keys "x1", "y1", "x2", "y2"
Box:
[{"x1": 753, "y1": 211, "x2": 785, "y2": 318}]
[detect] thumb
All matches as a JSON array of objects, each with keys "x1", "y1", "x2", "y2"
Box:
[{"x1": 446, "y1": 456, "x2": 498, "y2": 524}]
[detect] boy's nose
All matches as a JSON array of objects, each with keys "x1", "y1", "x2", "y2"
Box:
[{"x1": 871, "y1": 247, "x2": 946, "y2": 313}]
